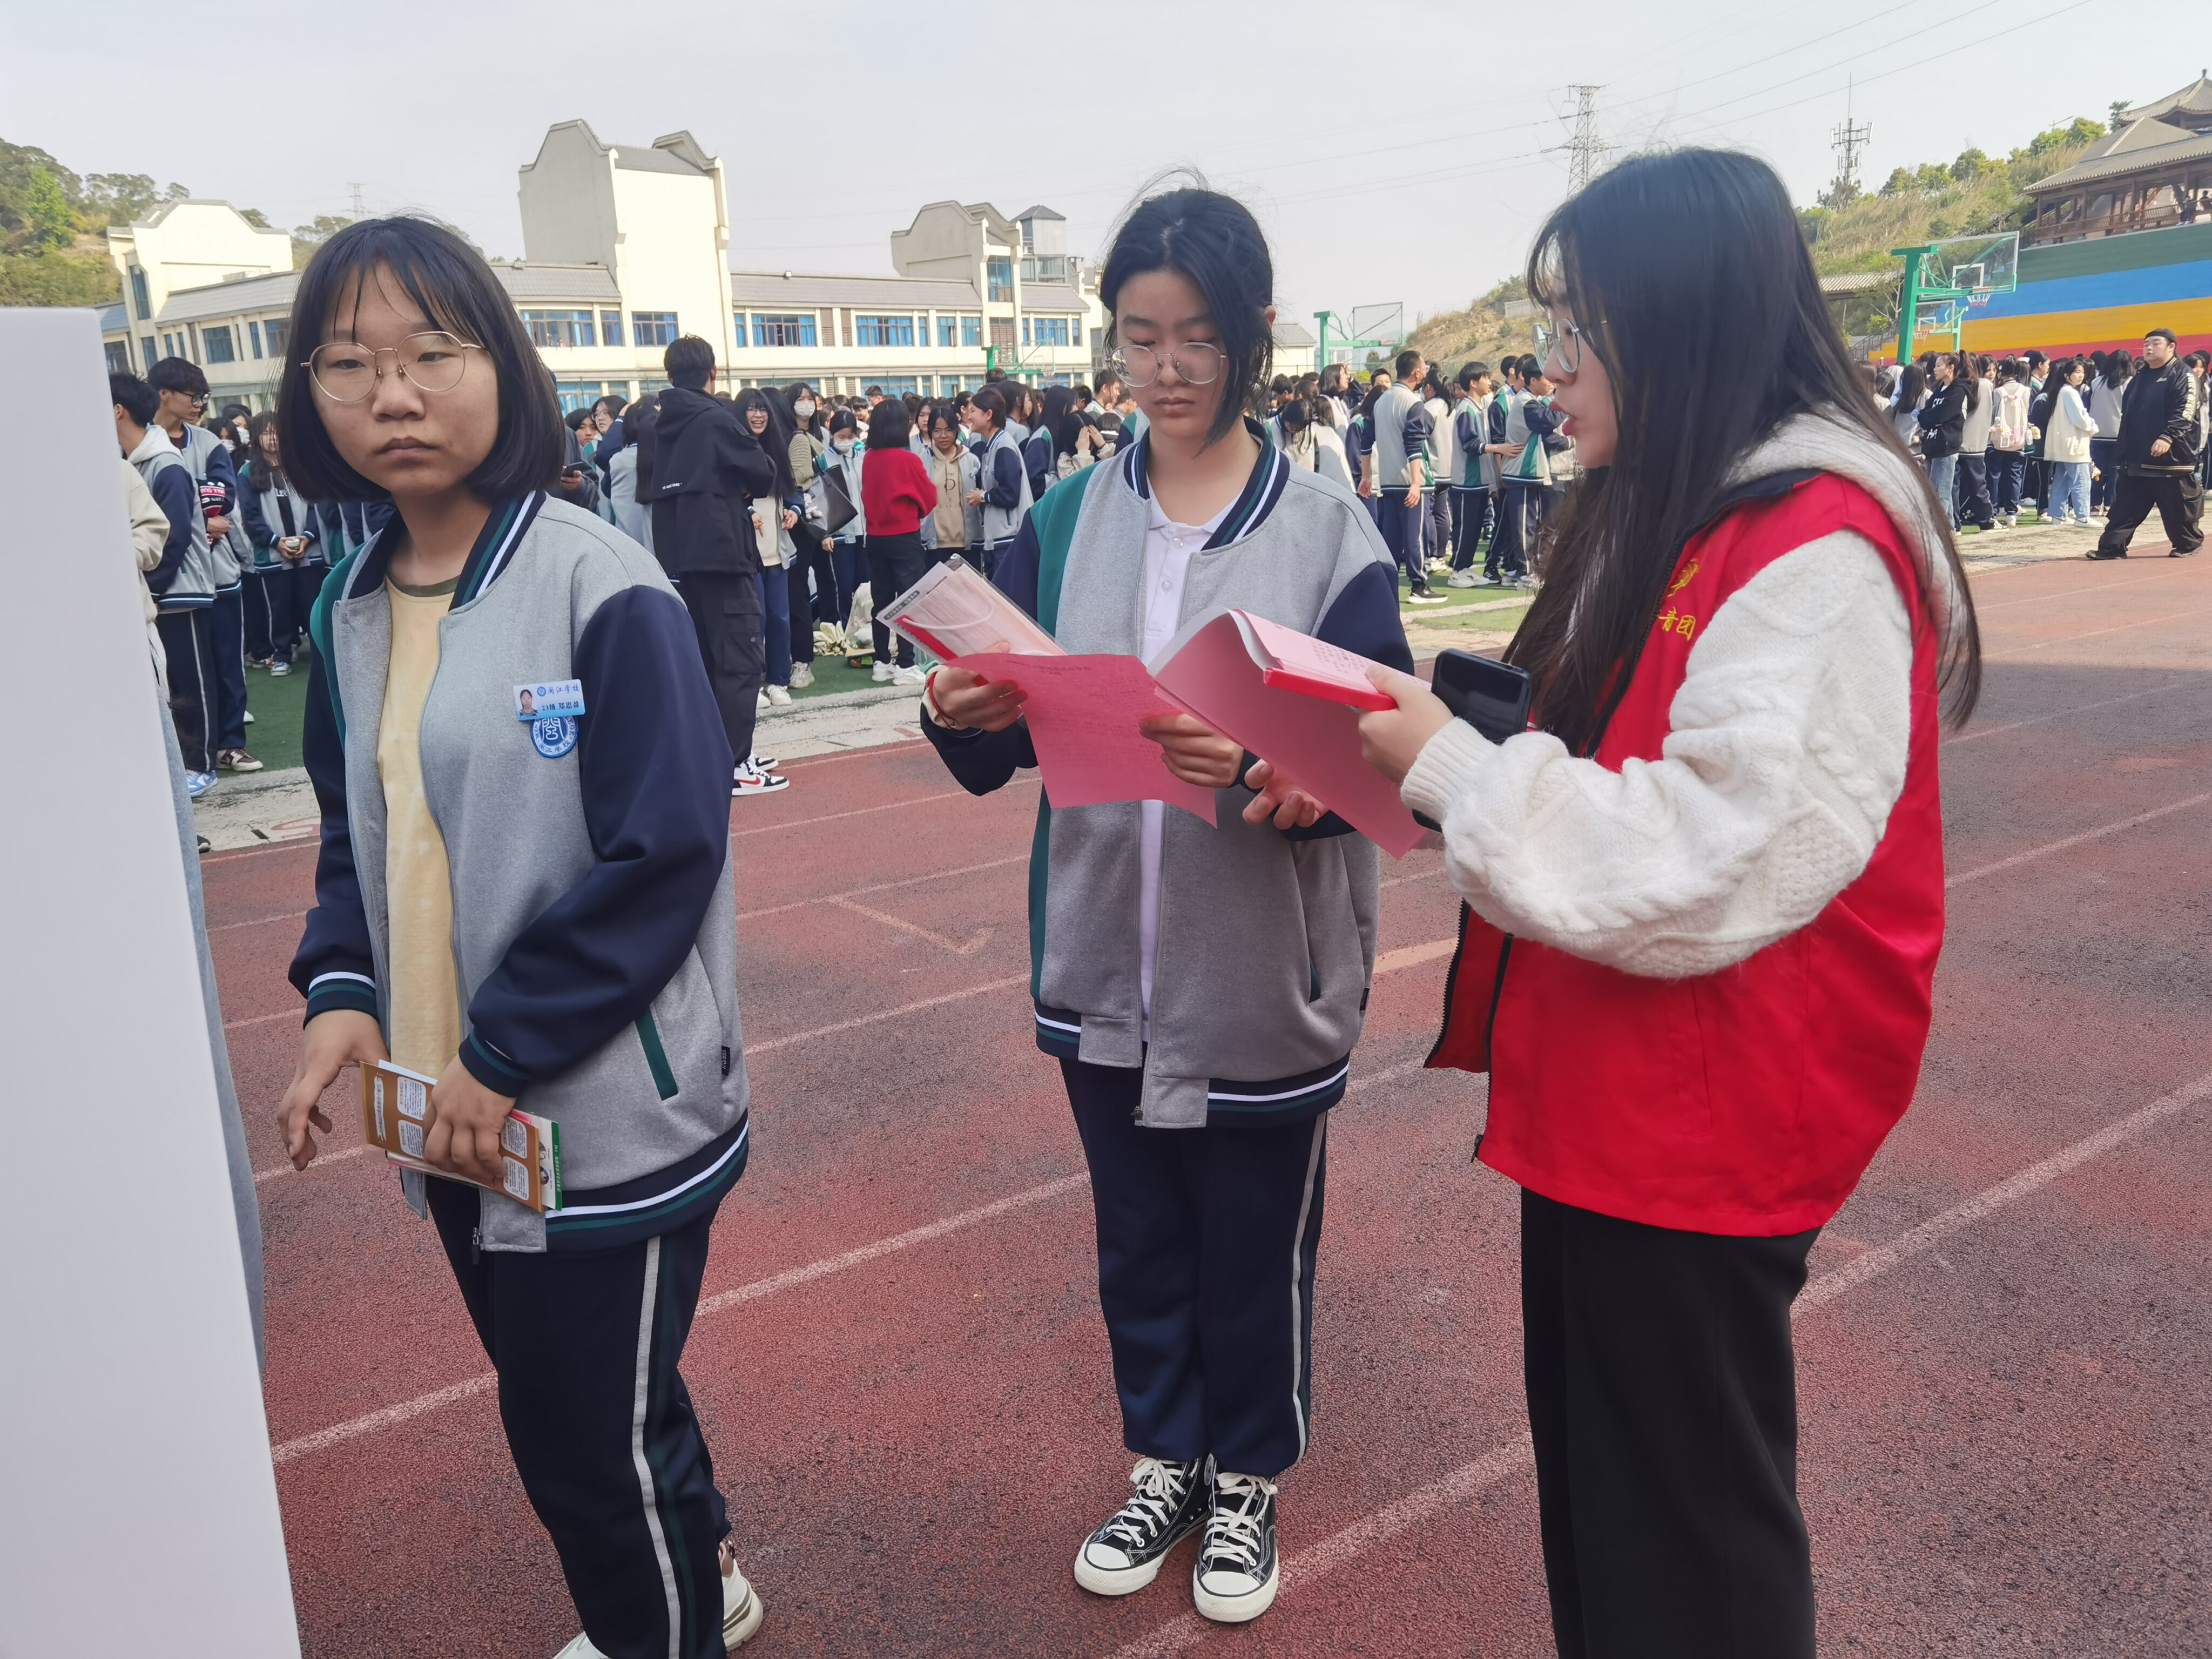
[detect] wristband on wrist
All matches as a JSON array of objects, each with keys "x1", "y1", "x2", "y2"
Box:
[{"x1": 922, "y1": 668, "x2": 962, "y2": 730}]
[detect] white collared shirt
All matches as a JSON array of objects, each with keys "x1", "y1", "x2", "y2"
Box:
[{"x1": 1138, "y1": 491, "x2": 1231, "y2": 1037}]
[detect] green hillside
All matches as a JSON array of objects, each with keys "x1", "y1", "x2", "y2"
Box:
[{"x1": 1409, "y1": 113, "x2": 2113, "y2": 370}]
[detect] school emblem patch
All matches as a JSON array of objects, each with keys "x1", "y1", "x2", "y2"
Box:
[{"x1": 530, "y1": 716, "x2": 578, "y2": 758}]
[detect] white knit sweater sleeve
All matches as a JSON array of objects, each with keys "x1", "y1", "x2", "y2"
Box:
[{"x1": 1399, "y1": 530, "x2": 1913, "y2": 979}]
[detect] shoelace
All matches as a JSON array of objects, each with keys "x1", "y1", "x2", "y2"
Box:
[
  {"x1": 1201, "y1": 1473, "x2": 1273, "y2": 1573},
  {"x1": 1098, "y1": 1456, "x2": 1197, "y2": 1550}
]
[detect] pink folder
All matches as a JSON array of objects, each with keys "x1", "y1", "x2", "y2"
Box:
[{"x1": 1150, "y1": 612, "x2": 1425, "y2": 857}]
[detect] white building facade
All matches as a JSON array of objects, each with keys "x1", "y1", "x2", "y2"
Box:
[{"x1": 103, "y1": 124, "x2": 1110, "y2": 411}]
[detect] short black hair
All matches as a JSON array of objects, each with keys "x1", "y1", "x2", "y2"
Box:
[
  {"x1": 867, "y1": 399, "x2": 912, "y2": 449},
  {"x1": 274, "y1": 215, "x2": 565, "y2": 505},
  {"x1": 595, "y1": 393, "x2": 628, "y2": 418},
  {"x1": 565, "y1": 406, "x2": 594, "y2": 431},
  {"x1": 665, "y1": 335, "x2": 717, "y2": 390},
  {"x1": 111, "y1": 371, "x2": 158, "y2": 426},
  {"x1": 1459, "y1": 360, "x2": 1490, "y2": 388},
  {"x1": 1518, "y1": 353, "x2": 1543, "y2": 381},
  {"x1": 147, "y1": 356, "x2": 208, "y2": 398},
  {"x1": 865, "y1": 384, "x2": 884, "y2": 397},
  {"x1": 2148, "y1": 326, "x2": 2180, "y2": 346},
  {"x1": 1278, "y1": 397, "x2": 1311, "y2": 431},
  {"x1": 968, "y1": 385, "x2": 1008, "y2": 429},
  {"x1": 1101, "y1": 186, "x2": 1275, "y2": 447},
  {"x1": 1394, "y1": 348, "x2": 1424, "y2": 379}
]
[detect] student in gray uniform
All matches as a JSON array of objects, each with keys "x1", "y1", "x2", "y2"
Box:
[
  {"x1": 923, "y1": 187, "x2": 1412, "y2": 1630},
  {"x1": 272, "y1": 217, "x2": 766, "y2": 1657}
]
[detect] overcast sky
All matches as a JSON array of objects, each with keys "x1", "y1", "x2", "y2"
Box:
[{"x1": 6, "y1": 0, "x2": 2195, "y2": 327}]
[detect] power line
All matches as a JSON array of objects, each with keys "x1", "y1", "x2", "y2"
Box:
[{"x1": 1832, "y1": 79, "x2": 1872, "y2": 194}]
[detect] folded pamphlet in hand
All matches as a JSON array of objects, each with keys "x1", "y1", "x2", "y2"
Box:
[
  {"x1": 880, "y1": 554, "x2": 1063, "y2": 660},
  {"x1": 359, "y1": 1058, "x2": 564, "y2": 1212}
]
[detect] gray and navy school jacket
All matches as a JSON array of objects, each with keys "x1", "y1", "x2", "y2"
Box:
[
  {"x1": 127, "y1": 427, "x2": 215, "y2": 612},
  {"x1": 288, "y1": 493, "x2": 749, "y2": 1253},
  {"x1": 979, "y1": 426, "x2": 1032, "y2": 545},
  {"x1": 174, "y1": 425, "x2": 247, "y2": 591},
  {"x1": 924, "y1": 422, "x2": 1414, "y2": 1130},
  {"x1": 238, "y1": 470, "x2": 323, "y2": 570}
]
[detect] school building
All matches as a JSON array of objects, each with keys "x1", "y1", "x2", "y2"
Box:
[{"x1": 100, "y1": 121, "x2": 1111, "y2": 411}]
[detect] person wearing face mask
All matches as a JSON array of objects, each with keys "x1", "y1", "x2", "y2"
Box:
[
  {"x1": 273, "y1": 220, "x2": 768, "y2": 1654},
  {"x1": 817, "y1": 411, "x2": 872, "y2": 665}
]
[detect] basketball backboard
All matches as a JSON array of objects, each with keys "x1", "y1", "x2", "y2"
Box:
[
  {"x1": 1930, "y1": 230, "x2": 2019, "y2": 296},
  {"x1": 1346, "y1": 303, "x2": 1404, "y2": 346}
]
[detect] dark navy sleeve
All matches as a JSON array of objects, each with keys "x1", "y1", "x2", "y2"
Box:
[
  {"x1": 240, "y1": 483, "x2": 274, "y2": 553},
  {"x1": 1488, "y1": 398, "x2": 1507, "y2": 445},
  {"x1": 1454, "y1": 406, "x2": 1481, "y2": 457},
  {"x1": 456, "y1": 585, "x2": 735, "y2": 1094},
  {"x1": 204, "y1": 441, "x2": 239, "y2": 513},
  {"x1": 144, "y1": 464, "x2": 198, "y2": 595},
  {"x1": 1244, "y1": 560, "x2": 1417, "y2": 842},
  {"x1": 1024, "y1": 429, "x2": 1053, "y2": 498},
  {"x1": 288, "y1": 647, "x2": 380, "y2": 1022},
  {"x1": 923, "y1": 512, "x2": 1040, "y2": 794},
  {"x1": 986, "y1": 443, "x2": 1025, "y2": 510},
  {"x1": 1401, "y1": 401, "x2": 1434, "y2": 462}
]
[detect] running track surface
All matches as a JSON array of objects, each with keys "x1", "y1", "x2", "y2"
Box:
[{"x1": 208, "y1": 539, "x2": 2212, "y2": 1657}]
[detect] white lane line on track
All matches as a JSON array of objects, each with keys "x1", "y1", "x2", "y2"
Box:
[
  {"x1": 1973, "y1": 569, "x2": 2191, "y2": 611},
  {"x1": 224, "y1": 1008, "x2": 300, "y2": 1032},
  {"x1": 2010, "y1": 605, "x2": 2212, "y2": 652},
  {"x1": 730, "y1": 777, "x2": 1037, "y2": 840},
  {"x1": 745, "y1": 974, "x2": 1029, "y2": 1054},
  {"x1": 212, "y1": 910, "x2": 308, "y2": 933},
  {"x1": 254, "y1": 1144, "x2": 366, "y2": 1184},
  {"x1": 734, "y1": 855, "x2": 1029, "y2": 922},
  {"x1": 1947, "y1": 681, "x2": 2188, "y2": 744},
  {"x1": 1946, "y1": 791, "x2": 2212, "y2": 888},
  {"x1": 1107, "y1": 1065, "x2": 2212, "y2": 1658},
  {"x1": 265, "y1": 1054, "x2": 1453, "y2": 1460}
]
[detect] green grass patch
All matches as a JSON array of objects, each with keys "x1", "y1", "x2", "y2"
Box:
[{"x1": 235, "y1": 655, "x2": 312, "y2": 773}]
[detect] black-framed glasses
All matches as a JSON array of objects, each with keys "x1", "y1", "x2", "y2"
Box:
[
  {"x1": 304, "y1": 332, "x2": 483, "y2": 403},
  {"x1": 1111, "y1": 341, "x2": 1224, "y2": 388}
]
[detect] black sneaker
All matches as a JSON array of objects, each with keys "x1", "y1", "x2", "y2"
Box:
[
  {"x1": 2086, "y1": 547, "x2": 2127, "y2": 560},
  {"x1": 1074, "y1": 1456, "x2": 1209, "y2": 1596},
  {"x1": 1192, "y1": 1470, "x2": 1279, "y2": 1623}
]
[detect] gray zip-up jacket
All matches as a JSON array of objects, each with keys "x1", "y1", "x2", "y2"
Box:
[
  {"x1": 291, "y1": 493, "x2": 747, "y2": 1252},
  {"x1": 926, "y1": 428, "x2": 1415, "y2": 1128}
]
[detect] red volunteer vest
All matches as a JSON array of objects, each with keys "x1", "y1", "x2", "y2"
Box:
[{"x1": 1429, "y1": 474, "x2": 1945, "y2": 1236}]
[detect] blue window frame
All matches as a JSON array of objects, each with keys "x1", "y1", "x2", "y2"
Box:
[
  {"x1": 751, "y1": 313, "x2": 816, "y2": 347},
  {"x1": 130, "y1": 267, "x2": 151, "y2": 321},
  {"x1": 1030, "y1": 316, "x2": 1074, "y2": 348},
  {"x1": 855, "y1": 314, "x2": 915, "y2": 348},
  {"x1": 203, "y1": 326, "x2": 234, "y2": 363},
  {"x1": 631, "y1": 311, "x2": 679, "y2": 347},
  {"x1": 961, "y1": 315, "x2": 982, "y2": 347},
  {"x1": 871, "y1": 376, "x2": 921, "y2": 396},
  {"x1": 601, "y1": 311, "x2": 625, "y2": 347},
  {"x1": 264, "y1": 318, "x2": 289, "y2": 361},
  {"x1": 938, "y1": 315, "x2": 959, "y2": 348},
  {"x1": 105, "y1": 340, "x2": 130, "y2": 373},
  {"x1": 987, "y1": 258, "x2": 1013, "y2": 302},
  {"x1": 732, "y1": 312, "x2": 746, "y2": 346},
  {"x1": 248, "y1": 320, "x2": 263, "y2": 359},
  {"x1": 522, "y1": 309, "x2": 596, "y2": 348},
  {"x1": 555, "y1": 380, "x2": 606, "y2": 414}
]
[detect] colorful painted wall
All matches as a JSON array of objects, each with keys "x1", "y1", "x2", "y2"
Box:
[{"x1": 1957, "y1": 222, "x2": 2212, "y2": 357}]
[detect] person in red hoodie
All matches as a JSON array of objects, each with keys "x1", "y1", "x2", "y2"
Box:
[
  {"x1": 858, "y1": 398, "x2": 937, "y2": 687},
  {"x1": 1250, "y1": 149, "x2": 1982, "y2": 1659}
]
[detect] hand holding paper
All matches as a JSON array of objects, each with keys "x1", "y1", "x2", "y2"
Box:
[{"x1": 959, "y1": 650, "x2": 1217, "y2": 822}]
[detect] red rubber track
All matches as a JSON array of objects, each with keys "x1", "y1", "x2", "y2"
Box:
[{"x1": 207, "y1": 540, "x2": 2212, "y2": 1657}]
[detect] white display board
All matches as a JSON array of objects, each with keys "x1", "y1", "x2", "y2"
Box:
[{"x1": 0, "y1": 309, "x2": 300, "y2": 1655}]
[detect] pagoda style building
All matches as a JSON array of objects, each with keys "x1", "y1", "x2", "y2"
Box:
[{"x1": 2028, "y1": 75, "x2": 2212, "y2": 243}]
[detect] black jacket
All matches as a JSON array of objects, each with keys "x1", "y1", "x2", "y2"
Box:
[
  {"x1": 1916, "y1": 378, "x2": 1967, "y2": 458},
  {"x1": 2116, "y1": 357, "x2": 2202, "y2": 474},
  {"x1": 649, "y1": 388, "x2": 776, "y2": 577}
]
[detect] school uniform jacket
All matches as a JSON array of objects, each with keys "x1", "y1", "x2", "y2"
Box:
[
  {"x1": 239, "y1": 473, "x2": 324, "y2": 570},
  {"x1": 127, "y1": 427, "x2": 215, "y2": 612},
  {"x1": 289, "y1": 493, "x2": 748, "y2": 1252},
  {"x1": 925, "y1": 425, "x2": 1414, "y2": 1129}
]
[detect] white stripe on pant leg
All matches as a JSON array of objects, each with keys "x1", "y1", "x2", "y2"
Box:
[
  {"x1": 630, "y1": 1237, "x2": 684, "y2": 1659},
  {"x1": 1287, "y1": 1117, "x2": 1326, "y2": 1461}
]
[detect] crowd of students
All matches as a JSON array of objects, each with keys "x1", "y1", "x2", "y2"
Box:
[
  {"x1": 88, "y1": 133, "x2": 2036, "y2": 1658},
  {"x1": 1877, "y1": 335, "x2": 2206, "y2": 558}
]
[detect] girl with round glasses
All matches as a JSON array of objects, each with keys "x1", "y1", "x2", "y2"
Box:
[
  {"x1": 1257, "y1": 146, "x2": 1982, "y2": 1657},
  {"x1": 273, "y1": 217, "x2": 767, "y2": 1656},
  {"x1": 921, "y1": 187, "x2": 1412, "y2": 1627}
]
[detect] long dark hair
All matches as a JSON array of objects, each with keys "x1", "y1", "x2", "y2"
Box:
[
  {"x1": 1040, "y1": 384, "x2": 1082, "y2": 456},
  {"x1": 1100, "y1": 186, "x2": 1274, "y2": 447},
  {"x1": 245, "y1": 408, "x2": 284, "y2": 493},
  {"x1": 275, "y1": 215, "x2": 563, "y2": 504},
  {"x1": 734, "y1": 387, "x2": 795, "y2": 495},
  {"x1": 1509, "y1": 149, "x2": 1978, "y2": 751},
  {"x1": 628, "y1": 394, "x2": 660, "y2": 495}
]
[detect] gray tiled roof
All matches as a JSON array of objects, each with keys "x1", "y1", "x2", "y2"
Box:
[
  {"x1": 2031, "y1": 128, "x2": 2212, "y2": 193},
  {"x1": 1272, "y1": 320, "x2": 1318, "y2": 346},
  {"x1": 157, "y1": 269, "x2": 299, "y2": 323},
  {"x1": 730, "y1": 270, "x2": 980, "y2": 309},
  {"x1": 491, "y1": 263, "x2": 623, "y2": 302},
  {"x1": 2122, "y1": 73, "x2": 2212, "y2": 126}
]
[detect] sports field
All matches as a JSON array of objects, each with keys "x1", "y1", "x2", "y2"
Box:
[{"x1": 211, "y1": 531, "x2": 2212, "y2": 1657}]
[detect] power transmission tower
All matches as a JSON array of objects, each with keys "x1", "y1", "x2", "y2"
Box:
[
  {"x1": 348, "y1": 182, "x2": 367, "y2": 219},
  {"x1": 1831, "y1": 79, "x2": 1871, "y2": 198},
  {"x1": 1560, "y1": 85, "x2": 1609, "y2": 190}
]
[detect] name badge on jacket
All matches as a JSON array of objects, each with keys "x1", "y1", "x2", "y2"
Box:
[{"x1": 515, "y1": 678, "x2": 585, "y2": 758}]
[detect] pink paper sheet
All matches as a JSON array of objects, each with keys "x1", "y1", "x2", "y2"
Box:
[
  {"x1": 962, "y1": 651, "x2": 1217, "y2": 822},
  {"x1": 1150, "y1": 613, "x2": 1424, "y2": 857}
]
